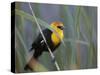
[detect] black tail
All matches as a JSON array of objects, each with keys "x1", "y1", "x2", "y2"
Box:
[{"x1": 24, "y1": 64, "x2": 33, "y2": 71}]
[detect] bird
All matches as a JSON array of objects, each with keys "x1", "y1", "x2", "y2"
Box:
[{"x1": 24, "y1": 21, "x2": 64, "y2": 70}]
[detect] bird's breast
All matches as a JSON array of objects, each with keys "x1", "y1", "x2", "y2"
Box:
[{"x1": 51, "y1": 31, "x2": 64, "y2": 46}]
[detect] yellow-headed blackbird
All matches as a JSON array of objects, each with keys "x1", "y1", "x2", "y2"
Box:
[{"x1": 24, "y1": 21, "x2": 64, "y2": 70}]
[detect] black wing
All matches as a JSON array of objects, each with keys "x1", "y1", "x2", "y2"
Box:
[{"x1": 29, "y1": 29, "x2": 52, "y2": 51}]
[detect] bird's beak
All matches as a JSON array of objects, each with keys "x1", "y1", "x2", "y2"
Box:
[
  {"x1": 61, "y1": 26, "x2": 64, "y2": 30},
  {"x1": 57, "y1": 26, "x2": 64, "y2": 30}
]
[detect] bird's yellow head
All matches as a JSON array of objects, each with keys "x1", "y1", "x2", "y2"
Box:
[
  {"x1": 50, "y1": 21, "x2": 64, "y2": 31},
  {"x1": 50, "y1": 21, "x2": 64, "y2": 46}
]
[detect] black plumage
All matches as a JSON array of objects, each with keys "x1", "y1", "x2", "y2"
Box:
[
  {"x1": 30, "y1": 29, "x2": 61, "y2": 59},
  {"x1": 24, "y1": 21, "x2": 64, "y2": 70}
]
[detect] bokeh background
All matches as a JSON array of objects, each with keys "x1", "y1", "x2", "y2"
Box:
[{"x1": 14, "y1": 2, "x2": 97, "y2": 73}]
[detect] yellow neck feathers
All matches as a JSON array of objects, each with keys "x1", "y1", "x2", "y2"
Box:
[
  {"x1": 51, "y1": 29, "x2": 64, "y2": 46},
  {"x1": 50, "y1": 21, "x2": 64, "y2": 46}
]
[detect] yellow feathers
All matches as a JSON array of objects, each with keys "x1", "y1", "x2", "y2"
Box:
[
  {"x1": 51, "y1": 21, "x2": 64, "y2": 46},
  {"x1": 51, "y1": 30, "x2": 64, "y2": 46}
]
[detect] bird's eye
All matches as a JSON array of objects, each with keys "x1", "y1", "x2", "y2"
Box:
[{"x1": 57, "y1": 26, "x2": 64, "y2": 30}]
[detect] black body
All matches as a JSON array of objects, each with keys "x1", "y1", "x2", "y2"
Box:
[{"x1": 30, "y1": 29, "x2": 61, "y2": 59}]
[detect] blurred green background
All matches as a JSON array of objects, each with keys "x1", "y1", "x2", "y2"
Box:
[{"x1": 14, "y1": 2, "x2": 97, "y2": 73}]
